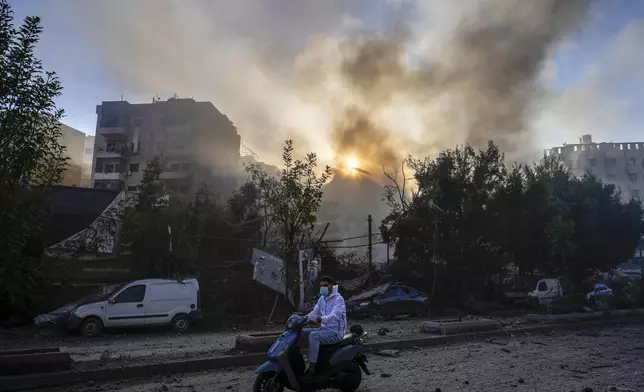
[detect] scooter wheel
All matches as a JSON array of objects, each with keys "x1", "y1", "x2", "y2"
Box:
[
  {"x1": 253, "y1": 372, "x2": 284, "y2": 392},
  {"x1": 339, "y1": 366, "x2": 362, "y2": 392}
]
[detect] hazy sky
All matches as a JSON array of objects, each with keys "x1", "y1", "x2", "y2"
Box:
[{"x1": 8, "y1": 0, "x2": 644, "y2": 167}]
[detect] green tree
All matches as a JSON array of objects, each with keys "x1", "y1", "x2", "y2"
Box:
[
  {"x1": 118, "y1": 157, "x2": 175, "y2": 277},
  {"x1": 0, "y1": 0, "x2": 67, "y2": 318},
  {"x1": 382, "y1": 141, "x2": 643, "y2": 311},
  {"x1": 382, "y1": 142, "x2": 508, "y2": 309},
  {"x1": 232, "y1": 140, "x2": 331, "y2": 309},
  {"x1": 227, "y1": 164, "x2": 279, "y2": 252}
]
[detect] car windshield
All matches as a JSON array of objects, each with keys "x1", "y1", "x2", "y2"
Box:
[{"x1": 78, "y1": 283, "x2": 128, "y2": 304}]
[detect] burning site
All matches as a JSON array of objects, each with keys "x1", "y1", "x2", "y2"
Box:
[{"x1": 4, "y1": 0, "x2": 644, "y2": 390}]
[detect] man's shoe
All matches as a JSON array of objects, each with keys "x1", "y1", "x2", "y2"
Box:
[{"x1": 302, "y1": 363, "x2": 317, "y2": 382}]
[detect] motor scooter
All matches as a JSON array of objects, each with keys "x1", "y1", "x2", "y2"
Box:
[{"x1": 253, "y1": 314, "x2": 370, "y2": 392}]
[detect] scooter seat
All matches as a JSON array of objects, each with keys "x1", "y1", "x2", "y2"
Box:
[{"x1": 321, "y1": 333, "x2": 355, "y2": 348}]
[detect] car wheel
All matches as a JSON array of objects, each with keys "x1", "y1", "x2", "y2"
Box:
[
  {"x1": 413, "y1": 304, "x2": 427, "y2": 317},
  {"x1": 368, "y1": 305, "x2": 381, "y2": 319},
  {"x1": 80, "y1": 317, "x2": 103, "y2": 338},
  {"x1": 171, "y1": 314, "x2": 192, "y2": 333}
]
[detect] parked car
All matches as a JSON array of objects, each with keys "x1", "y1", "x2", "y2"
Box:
[
  {"x1": 528, "y1": 278, "x2": 564, "y2": 306},
  {"x1": 346, "y1": 283, "x2": 429, "y2": 319},
  {"x1": 586, "y1": 283, "x2": 612, "y2": 304},
  {"x1": 66, "y1": 278, "x2": 202, "y2": 337}
]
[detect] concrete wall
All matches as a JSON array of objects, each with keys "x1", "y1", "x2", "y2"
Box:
[
  {"x1": 58, "y1": 124, "x2": 86, "y2": 187},
  {"x1": 81, "y1": 135, "x2": 95, "y2": 187}
]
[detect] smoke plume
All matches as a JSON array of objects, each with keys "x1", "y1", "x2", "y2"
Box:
[{"x1": 56, "y1": 0, "x2": 593, "y2": 169}]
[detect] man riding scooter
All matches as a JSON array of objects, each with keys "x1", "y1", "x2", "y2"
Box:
[{"x1": 302, "y1": 276, "x2": 347, "y2": 379}]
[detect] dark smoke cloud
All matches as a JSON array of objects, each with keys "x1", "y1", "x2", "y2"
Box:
[
  {"x1": 56, "y1": 0, "x2": 594, "y2": 168},
  {"x1": 298, "y1": 0, "x2": 591, "y2": 170}
]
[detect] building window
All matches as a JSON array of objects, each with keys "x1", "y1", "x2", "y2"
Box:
[
  {"x1": 127, "y1": 185, "x2": 138, "y2": 191},
  {"x1": 129, "y1": 163, "x2": 140, "y2": 172},
  {"x1": 589, "y1": 158, "x2": 597, "y2": 167},
  {"x1": 630, "y1": 190, "x2": 640, "y2": 199},
  {"x1": 628, "y1": 173, "x2": 638, "y2": 183},
  {"x1": 629, "y1": 157, "x2": 636, "y2": 166},
  {"x1": 104, "y1": 163, "x2": 119, "y2": 173},
  {"x1": 607, "y1": 174, "x2": 616, "y2": 180},
  {"x1": 181, "y1": 163, "x2": 192, "y2": 171},
  {"x1": 604, "y1": 158, "x2": 617, "y2": 168},
  {"x1": 100, "y1": 113, "x2": 119, "y2": 127},
  {"x1": 168, "y1": 163, "x2": 181, "y2": 172}
]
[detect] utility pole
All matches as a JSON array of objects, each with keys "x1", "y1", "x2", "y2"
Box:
[
  {"x1": 386, "y1": 241, "x2": 390, "y2": 269},
  {"x1": 368, "y1": 214, "x2": 373, "y2": 271},
  {"x1": 640, "y1": 246, "x2": 643, "y2": 279}
]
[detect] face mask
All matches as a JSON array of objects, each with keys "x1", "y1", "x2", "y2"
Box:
[{"x1": 320, "y1": 286, "x2": 329, "y2": 298}]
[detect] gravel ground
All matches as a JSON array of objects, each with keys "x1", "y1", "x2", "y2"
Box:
[
  {"x1": 0, "y1": 317, "x2": 426, "y2": 365},
  {"x1": 44, "y1": 323, "x2": 644, "y2": 392}
]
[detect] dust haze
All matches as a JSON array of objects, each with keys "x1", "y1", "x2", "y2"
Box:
[{"x1": 55, "y1": 0, "x2": 609, "y2": 170}]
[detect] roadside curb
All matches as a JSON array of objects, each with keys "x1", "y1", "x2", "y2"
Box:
[{"x1": 1, "y1": 316, "x2": 642, "y2": 391}]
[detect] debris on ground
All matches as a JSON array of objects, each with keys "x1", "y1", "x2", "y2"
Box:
[
  {"x1": 375, "y1": 349, "x2": 400, "y2": 357},
  {"x1": 377, "y1": 327, "x2": 390, "y2": 336}
]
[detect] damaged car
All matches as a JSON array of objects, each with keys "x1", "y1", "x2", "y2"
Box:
[
  {"x1": 346, "y1": 282, "x2": 429, "y2": 319},
  {"x1": 35, "y1": 278, "x2": 201, "y2": 337}
]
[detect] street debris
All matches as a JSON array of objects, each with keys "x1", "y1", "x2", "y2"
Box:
[{"x1": 375, "y1": 349, "x2": 400, "y2": 358}]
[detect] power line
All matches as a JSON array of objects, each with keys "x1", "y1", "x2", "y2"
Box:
[
  {"x1": 322, "y1": 233, "x2": 381, "y2": 243},
  {"x1": 325, "y1": 241, "x2": 386, "y2": 249}
]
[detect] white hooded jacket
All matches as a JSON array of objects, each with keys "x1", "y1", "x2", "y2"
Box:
[{"x1": 305, "y1": 285, "x2": 347, "y2": 337}]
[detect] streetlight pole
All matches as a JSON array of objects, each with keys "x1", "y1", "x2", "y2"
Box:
[{"x1": 368, "y1": 215, "x2": 373, "y2": 271}]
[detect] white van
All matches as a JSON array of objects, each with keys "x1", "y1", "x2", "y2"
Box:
[
  {"x1": 67, "y1": 279, "x2": 201, "y2": 337},
  {"x1": 528, "y1": 278, "x2": 564, "y2": 306}
]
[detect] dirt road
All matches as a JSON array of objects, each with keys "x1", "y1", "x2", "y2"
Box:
[
  {"x1": 47, "y1": 323, "x2": 644, "y2": 392},
  {"x1": 1, "y1": 317, "x2": 425, "y2": 364}
]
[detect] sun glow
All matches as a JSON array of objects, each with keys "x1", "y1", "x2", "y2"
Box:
[
  {"x1": 344, "y1": 155, "x2": 360, "y2": 174},
  {"x1": 346, "y1": 156, "x2": 359, "y2": 170}
]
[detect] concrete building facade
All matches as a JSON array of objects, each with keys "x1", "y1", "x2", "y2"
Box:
[
  {"x1": 91, "y1": 97, "x2": 241, "y2": 195},
  {"x1": 58, "y1": 124, "x2": 86, "y2": 187},
  {"x1": 546, "y1": 134, "x2": 644, "y2": 200},
  {"x1": 81, "y1": 135, "x2": 95, "y2": 187}
]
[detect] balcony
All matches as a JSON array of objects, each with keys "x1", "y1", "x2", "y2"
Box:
[
  {"x1": 95, "y1": 143, "x2": 129, "y2": 159},
  {"x1": 93, "y1": 172, "x2": 125, "y2": 181},
  {"x1": 98, "y1": 126, "x2": 128, "y2": 140}
]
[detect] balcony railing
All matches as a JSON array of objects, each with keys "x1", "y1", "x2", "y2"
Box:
[
  {"x1": 93, "y1": 172, "x2": 125, "y2": 181},
  {"x1": 95, "y1": 143, "x2": 129, "y2": 158},
  {"x1": 98, "y1": 126, "x2": 128, "y2": 138}
]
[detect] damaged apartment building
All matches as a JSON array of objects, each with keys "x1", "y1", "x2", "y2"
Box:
[
  {"x1": 547, "y1": 134, "x2": 644, "y2": 201},
  {"x1": 91, "y1": 97, "x2": 241, "y2": 196}
]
